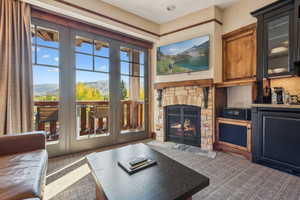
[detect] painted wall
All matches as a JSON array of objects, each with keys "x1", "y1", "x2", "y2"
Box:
[
  {"x1": 221, "y1": 0, "x2": 278, "y2": 109},
  {"x1": 151, "y1": 6, "x2": 223, "y2": 138},
  {"x1": 26, "y1": 0, "x2": 280, "y2": 85},
  {"x1": 25, "y1": 0, "x2": 224, "y2": 136},
  {"x1": 222, "y1": 0, "x2": 277, "y2": 34},
  {"x1": 159, "y1": 6, "x2": 222, "y2": 34},
  {"x1": 26, "y1": 0, "x2": 292, "y2": 133},
  {"x1": 25, "y1": 0, "x2": 160, "y2": 42},
  {"x1": 227, "y1": 85, "x2": 253, "y2": 108},
  {"x1": 154, "y1": 6, "x2": 223, "y2": 83}
]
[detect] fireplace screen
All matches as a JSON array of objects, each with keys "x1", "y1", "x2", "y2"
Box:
[{"x1": 165, "y1": 105, "x2": 201, "y2": 146}]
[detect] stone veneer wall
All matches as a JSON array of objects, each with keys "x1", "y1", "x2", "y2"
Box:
[{"x1": 155, "y1": 86, "x2": 214, "y2": 150}]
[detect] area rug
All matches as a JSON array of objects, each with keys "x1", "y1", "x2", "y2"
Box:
[
  {"x1": 147, "y1": 141, "x2": 217, "y2": 159},
  {"x1": 46, "y1": 141, "x2": 300, "y2": 200}
]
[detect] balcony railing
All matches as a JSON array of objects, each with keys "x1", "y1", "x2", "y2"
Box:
[{"x1": 34, "y1": 100, "x2": 144, "y2": 142}]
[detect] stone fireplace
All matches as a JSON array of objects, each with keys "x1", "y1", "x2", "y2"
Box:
[{"x1": 155, "y1": 85, "x2": 214, "y2": 151}]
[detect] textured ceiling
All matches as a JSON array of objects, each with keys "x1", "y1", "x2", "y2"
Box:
[{"x1": 102, "y1": 0, "x2": 239, "y2": 24}]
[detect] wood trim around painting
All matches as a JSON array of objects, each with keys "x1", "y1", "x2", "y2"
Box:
[
  {"x1": 154, "y1": 79, "x2": 213, "y2": 89},
  {"x1": 31, "y1": 8, "x2": 153, "y2": 49},
  {"x1": 40, "y1": 0, "x2": 222, "y2": 38}
]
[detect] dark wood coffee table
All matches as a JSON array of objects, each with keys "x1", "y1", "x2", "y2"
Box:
[{"x1": 86, "y1": 143, "x2": 209, "y2": 200}]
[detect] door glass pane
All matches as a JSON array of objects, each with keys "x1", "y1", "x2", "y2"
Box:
[
  {"x1": 95, "y1": 57, "x2": 109, "y2": 72},
  {"x1": 75, "y1": 36, "x2": 93, "y2": 54},
  {"x1": 120, "y1": 75, "x2": 130, "y2": 100},
  {"x1": 120, "y1": 48, "x2": 131, "y2": 62},
  {"x1": 94, "y1": 40, "x2": 109, "y2": 57},
  {"x1": 75, "y1": 35, "x2": 110, "y2": 139},
  {"x1": 267, "y1": 15, "x2": 289, "y2": 74},
  {"x1": 36, "y1": 26, "x2": 59, "y2": 48},
  {"x1": 32, "y1": 25, "x2": 60, "y2": 143},
  {"x1": 76, "y1": 53, "x2": 93, "y2": 70},
  {"x1": 121, "y1": 61, "x2": 130, "y2": 75},
  {"x1": 120, "y1": 47, "x2": 145, "y2": 133},
  {"x1": 32, "y1": 46, "x2": 36, "y2": 64},
  {"x1": 37, "y1": 47, "x2": 59, "y2": 66},
  {"x1": 139, "y1": 52, "x2": 145, "y2": 64},
  {"x1": 139, "y1": 64, "x2": 144, "y2": 77}
]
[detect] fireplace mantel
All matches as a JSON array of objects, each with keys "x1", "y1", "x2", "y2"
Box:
[{"x1": 154, "y1": 79, "x2": 213, "y2": 89}]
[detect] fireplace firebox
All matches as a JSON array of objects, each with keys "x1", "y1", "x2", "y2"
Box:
[{"x1": 165, "y1": 105, "x2": 201, "y2": 146}]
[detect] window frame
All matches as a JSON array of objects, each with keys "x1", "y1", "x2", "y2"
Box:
[{"x1": 31, "y1": 17, "x2": 149, "y2": 155}]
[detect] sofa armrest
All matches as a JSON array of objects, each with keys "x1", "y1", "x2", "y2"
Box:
[{"x1": 0, "y1": 131, "x2": 46, "y2": 156}]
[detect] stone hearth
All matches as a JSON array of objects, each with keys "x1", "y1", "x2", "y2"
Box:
[{"x1": 155, "y1": 86, "x2": 214, "y2": 150}]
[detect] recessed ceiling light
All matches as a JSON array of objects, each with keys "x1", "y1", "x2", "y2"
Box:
[{"x1": 166, "y1": 5, "x2": 176, "y2": 11}]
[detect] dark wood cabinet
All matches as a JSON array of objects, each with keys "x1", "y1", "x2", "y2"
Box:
[
  {"x1": 293, "y1": 0, "x2": 300, "y2": 73},
  {"x1": 251, "y1": 0, "x2": 298, "y2": 103},
  {"x1": 252, "y1": 0, "x2": 295, "y2": 79},
  {"x1": 294, "y1": 0, "x2": 300, "y2": 62},
  {"x1": 252, "y1": 106, "x2": 300, "y2": 176}
]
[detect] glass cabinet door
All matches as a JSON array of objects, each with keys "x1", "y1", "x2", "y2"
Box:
[{"x1": 266, "y1": 14, "x2": 291, "y2": 75}]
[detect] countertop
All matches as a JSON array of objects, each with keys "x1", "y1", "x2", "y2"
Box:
[{"x1": 252, "y1": 104, "x2": 300, "y2": 109}]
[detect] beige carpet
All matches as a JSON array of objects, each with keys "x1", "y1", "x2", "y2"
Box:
[{"x1": 46, "y1": 141, "x2": 300, "y2": 200}]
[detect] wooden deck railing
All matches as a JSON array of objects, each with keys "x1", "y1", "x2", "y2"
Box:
[{"x1": 34, "y1": 100, "x2": 144, "y2": 141}]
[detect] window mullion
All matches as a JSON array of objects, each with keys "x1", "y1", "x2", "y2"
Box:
[
  {"x1": 92, "y1": 40, "x2": 95, "y2": 71},
  {"x1": 34, "y1": 25, "x2": 38, "y2": 65}
]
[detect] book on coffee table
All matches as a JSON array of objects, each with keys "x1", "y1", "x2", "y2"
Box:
[{"x1": 118, "y1": 156, "x2": 157, "y2": 175}]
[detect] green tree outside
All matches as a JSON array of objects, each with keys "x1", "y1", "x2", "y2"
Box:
[{"x1": 34, "y1": 82, "x2": 109, "y2": 101}]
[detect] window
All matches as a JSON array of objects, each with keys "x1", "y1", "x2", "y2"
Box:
[
  {"x1": 31, "y1": 18, "x2": 148, "y2": 154},
  {"x1": 75, "y1": 36, "x2": 110, "y2": 138},
  {"x1": 31, "y1": 25, "x2": 60, "y2": 143},
  {"x1": 120, "y1": 47, "x2": 145, "y2": 133}
]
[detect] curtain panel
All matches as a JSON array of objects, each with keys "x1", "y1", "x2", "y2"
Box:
[{"x1": 0, "y1": 0, "x2": 33, "y2": 135}]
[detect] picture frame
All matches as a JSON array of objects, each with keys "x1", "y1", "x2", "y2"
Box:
[{"x1": 157, "y1": 35, "x2": 210, "y2": 75}]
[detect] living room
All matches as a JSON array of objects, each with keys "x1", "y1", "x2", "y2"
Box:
[{"x1": 1, "y1": 0, "x2": 300, "y2": 199}]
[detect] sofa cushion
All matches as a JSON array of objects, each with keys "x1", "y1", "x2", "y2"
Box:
[{"x1": 0, "y1": 150, "x2": 47, "y2": 200}]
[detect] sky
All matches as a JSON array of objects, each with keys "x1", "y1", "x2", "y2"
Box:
[
  {"x1": 159, "y1": 35, "x2": 209, "y2": 56},
  {"x1": 32, "y1": 34, "x2": 145, "y2": 92}
]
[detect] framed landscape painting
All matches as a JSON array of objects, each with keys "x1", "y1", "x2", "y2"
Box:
[{"x1": 157, "y1": 35, "x2": 209, "y2": 75}]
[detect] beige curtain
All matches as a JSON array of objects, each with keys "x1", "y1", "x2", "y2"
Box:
[{"x1": 0, "y1": 0, "x2": 33, "y2": 135}]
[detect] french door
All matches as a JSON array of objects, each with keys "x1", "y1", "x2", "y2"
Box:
[
  {"x1": 117, "y1": 43, "x2": 148, "y2": 144},
  {"x1": 31, "y1": 18, "x2": 148, "y2": 156}
]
